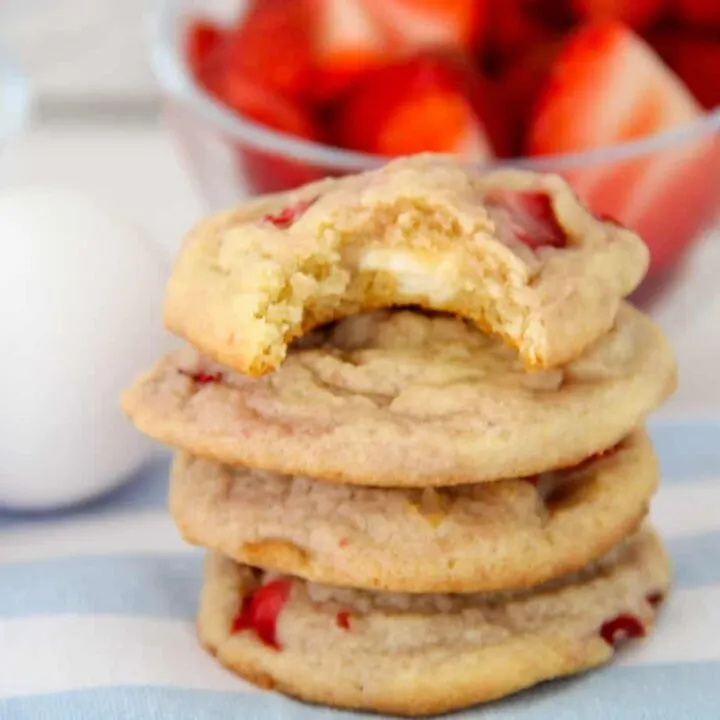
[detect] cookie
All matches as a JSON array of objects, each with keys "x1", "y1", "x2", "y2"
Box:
[
  {"x1": 123, "y1": 304, "x2": 675, "y2": 487},
  {"x1": 171, "y1": 430, "x2": 657, "y2": 593},
  {"x1": 164, "y1": 154, "x2": 648, "y2": 375},
  {"x1": 198, "y1": 527, "x2": 670, "y2": 717}
]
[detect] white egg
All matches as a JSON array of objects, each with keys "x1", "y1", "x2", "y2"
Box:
[{"x1": 0, "y1": 186, "x2": 175, "y2": 510}]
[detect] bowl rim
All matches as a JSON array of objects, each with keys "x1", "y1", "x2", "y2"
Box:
[
  {"x1": 147, "y1": 0, "x2": 720, "y2": 172},
  {"x1": 0, "y1": 50, "x2": 30, "y2": 141}
]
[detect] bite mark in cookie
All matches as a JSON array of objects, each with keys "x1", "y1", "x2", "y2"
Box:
[{"x1": 164, "y1": 154, "x2": 649, "y2": 376}]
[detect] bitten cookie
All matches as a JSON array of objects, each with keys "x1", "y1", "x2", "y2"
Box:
[
  {"x1": 198, "y1": 527, "x2": 670, "y2": 717},
  {"x1": 165, "y1": 154, "x2": 648, "y2": 375},
  {"x1": 123, "y1": 304, "x2": 675, "y2": 486},
  {"x1": 172, "y1": 430, "x2": 657, "y2": 593}
]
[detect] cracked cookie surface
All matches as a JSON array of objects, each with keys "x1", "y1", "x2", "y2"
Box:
[
  {"x1": 172, "y1": 430, "x2": 657, "y2": 593},
  {"x1": 123, "y1": 304, "x2": 675, "y2": 486},
  {"x1": 198, "y1": 527, "x2": 670, "y2": 716},
  {"x1": 165, "y1": 154, "x2": 648, "y2": 375}
]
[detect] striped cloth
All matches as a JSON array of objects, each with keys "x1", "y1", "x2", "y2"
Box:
[{"x1": 1, "y1": 420, "x2": 719, "y2": 720}]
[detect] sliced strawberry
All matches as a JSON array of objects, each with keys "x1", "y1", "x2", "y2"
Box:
[
  {"x1": 651, "y1": 32, "x2": 720, "y2": 110},
  {"x1": 529, "y1": 22, "x2": 701, "y2": 154},
  {"x1": 335, "y1": 53, "x2": 506, "y2": 159},
  {"x1": 220, "y1": 0, "x2": 313, "y2": 101},
  {"x1": 600, "y1": 614, "x2": 646, "y2": 645},
  {"x1": 489, "y1": 1, "x2": 566, "y2": 62},
  {"x1": 309, "y1": 0, "x2": 395, "y2": 102},
  {"x1": 220, "y1": 74, "x2": 320, "y2": 141},
  {"x1": 571, "y1": 0, "x2": 668, "y2": 30},
  {"x1": 232, "y1": 579, "x2": 292, "y2": 650},
  {"x1": 674, "y1": 0, "x2": 720, "y2": 30},
  {"x1": 528, "y1": 21, "x2": 715, "y2": 272},
  {"x1": 185, "y1": 18, "x2": 225, "y2": 81},
  {"x1": 498, "y1": 42, "x2": 561, "y2": 152},
  {"x1": 365, "y1": 0, "x2": 488, "y2": 51},
  {"x1": 485, "y1": 190, "x2": 567, "y2": 249}
]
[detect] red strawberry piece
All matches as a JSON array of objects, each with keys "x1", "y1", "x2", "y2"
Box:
[
  {"x1": 646, "y1": 592, "x2": 665, "y2": 607},
  {"x1": 523, "y1": 475, "x2": 541, "y2": 486},
  {"x1": 263, "y1": 198, "x2": 318, "y2": 228},
  {"x1": 232, "y1": 579, "x2": 292, "y2": 650},
  {"x1": 206, "y1": 71, "x2": 327, "y2": 196},
  {"x1": 600, "y1": 614, "x2": 646, "y2": 645},
  {"x1": 571, "y1": 0, "x2": 668, "y2": 30},
  {"x1": 241, "y1": 153, "x2": 333, "y2": 196},
  {"x1": 179, "y1": 369, "x2": 222, "y2": 385},
  {"x1": 651, "y1": 32, "x2": 720, "y2": 110},
  {"x1": 308, "y1": 0, "x2": 395, "y2": 102},
  {"x1": 220, "y1": 0, "x2": 314, "y2": 101},
  {"x1": 498, "y1": 42, "x2": 561, "y2": 152},
  {"x1": 674, "y1": 0, "x2": 720, "y2": 30},
  {"x1": 488, "y1": 1, "x2": 566, "y2": 63},
  {"x1": 336, "y1": 611, "x2": 352, "y2": 630},
  {"x1": 364, "y1": 0, "x2": 489, "y2": 52},
  {"x1": 338, "y1": 538, "x2": 350, "y2": 548},
  {"x1": 185, "y1": 18, "x2": 225, "y2": 81},
  {"x1": 528, "y1": 21, "x2": 715, "y2": 273},
  {"x1": 335, "y1": 53, "x2": 506, "y2": 159},
  {"x1": 485, "y1": 190, "x2": 567, "y2": 249}
]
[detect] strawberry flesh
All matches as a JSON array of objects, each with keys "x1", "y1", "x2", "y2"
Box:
[
  {"x1": 335, "y1": 53, "x2": 505, "y2": 159},
  {"x1": 600, "y1": 614, "x2": 646, "y2": 646},
  {"x1": 232, "y1": 578, "x2": 292, "y2": 650},
  {"x1": 485, "y1": 190, "x2": 567, "y2": 249},
  {"x1": 179, "y1": 369, "x2": 222, "y2": 385},
  {"x1": 263, "y1": 198, "x2": 318, "y2": 228},
  {"x1": 336, "y1": 611, "x2": 352, "y2": 630}
]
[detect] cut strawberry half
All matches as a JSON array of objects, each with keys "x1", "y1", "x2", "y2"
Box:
[
  {"x1": 674, "y1": 0, "x2": 720, "y2": 30},
  {"x1": 528, "y1": 21, "x2": 717, "y2": 272},
  {"x1": 309, "y1": 0, "x2": 395, "y2": 102},
  {"x1": 220, "y1": 0, "x2": 313, "y2": 101},
  {"x1": 571, "y1": 0, "x2": 668, "y2": 30},
  {"x1": 651, "y1": 32, "x2": 720, "y2": 110},
  {"x1": 600, "y1": 614, "x2": 646, "y2": 645},
  {"x1": 335, "y1": 53, "x2": 507, "y2": 159},
  {"x1": 232, "y1": 578, "x2": 292, "y2": 650},
  {"x1": 365, "y1": 0, "x2": 488, "y2": 51},
  {"x1": 485, "y1": 190, "x2": 567, "y2": 249}
]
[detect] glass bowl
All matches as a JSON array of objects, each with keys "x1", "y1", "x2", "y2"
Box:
[
  {"x1": 148, "y1": 0, "x2": 720, "y2": 284},
  {"x1": 0, "y1": 50, "x2": 29, "y2": 157}
]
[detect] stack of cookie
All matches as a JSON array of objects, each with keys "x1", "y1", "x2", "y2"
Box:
[{"x1": 122, "y1": 156, "x2": 677, "y2": 717}]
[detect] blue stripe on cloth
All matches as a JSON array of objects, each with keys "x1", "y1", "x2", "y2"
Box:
[
  {"x1": 0, "y1": 533, "x2": 717, "y2": 619},
  {"x1": 2, "y1": 662, "x2": 720, "y2": 719},
  {"x1": 648, "y1": 419, "x2": 720, "y2": 482},
  {"x1": 0, "y1": 555, "x2": 201, "y2": 619}
]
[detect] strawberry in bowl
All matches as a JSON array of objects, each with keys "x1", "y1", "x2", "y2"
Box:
[{"x1": 149, "y1": 0, "x2": 720, "y2": 282}]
